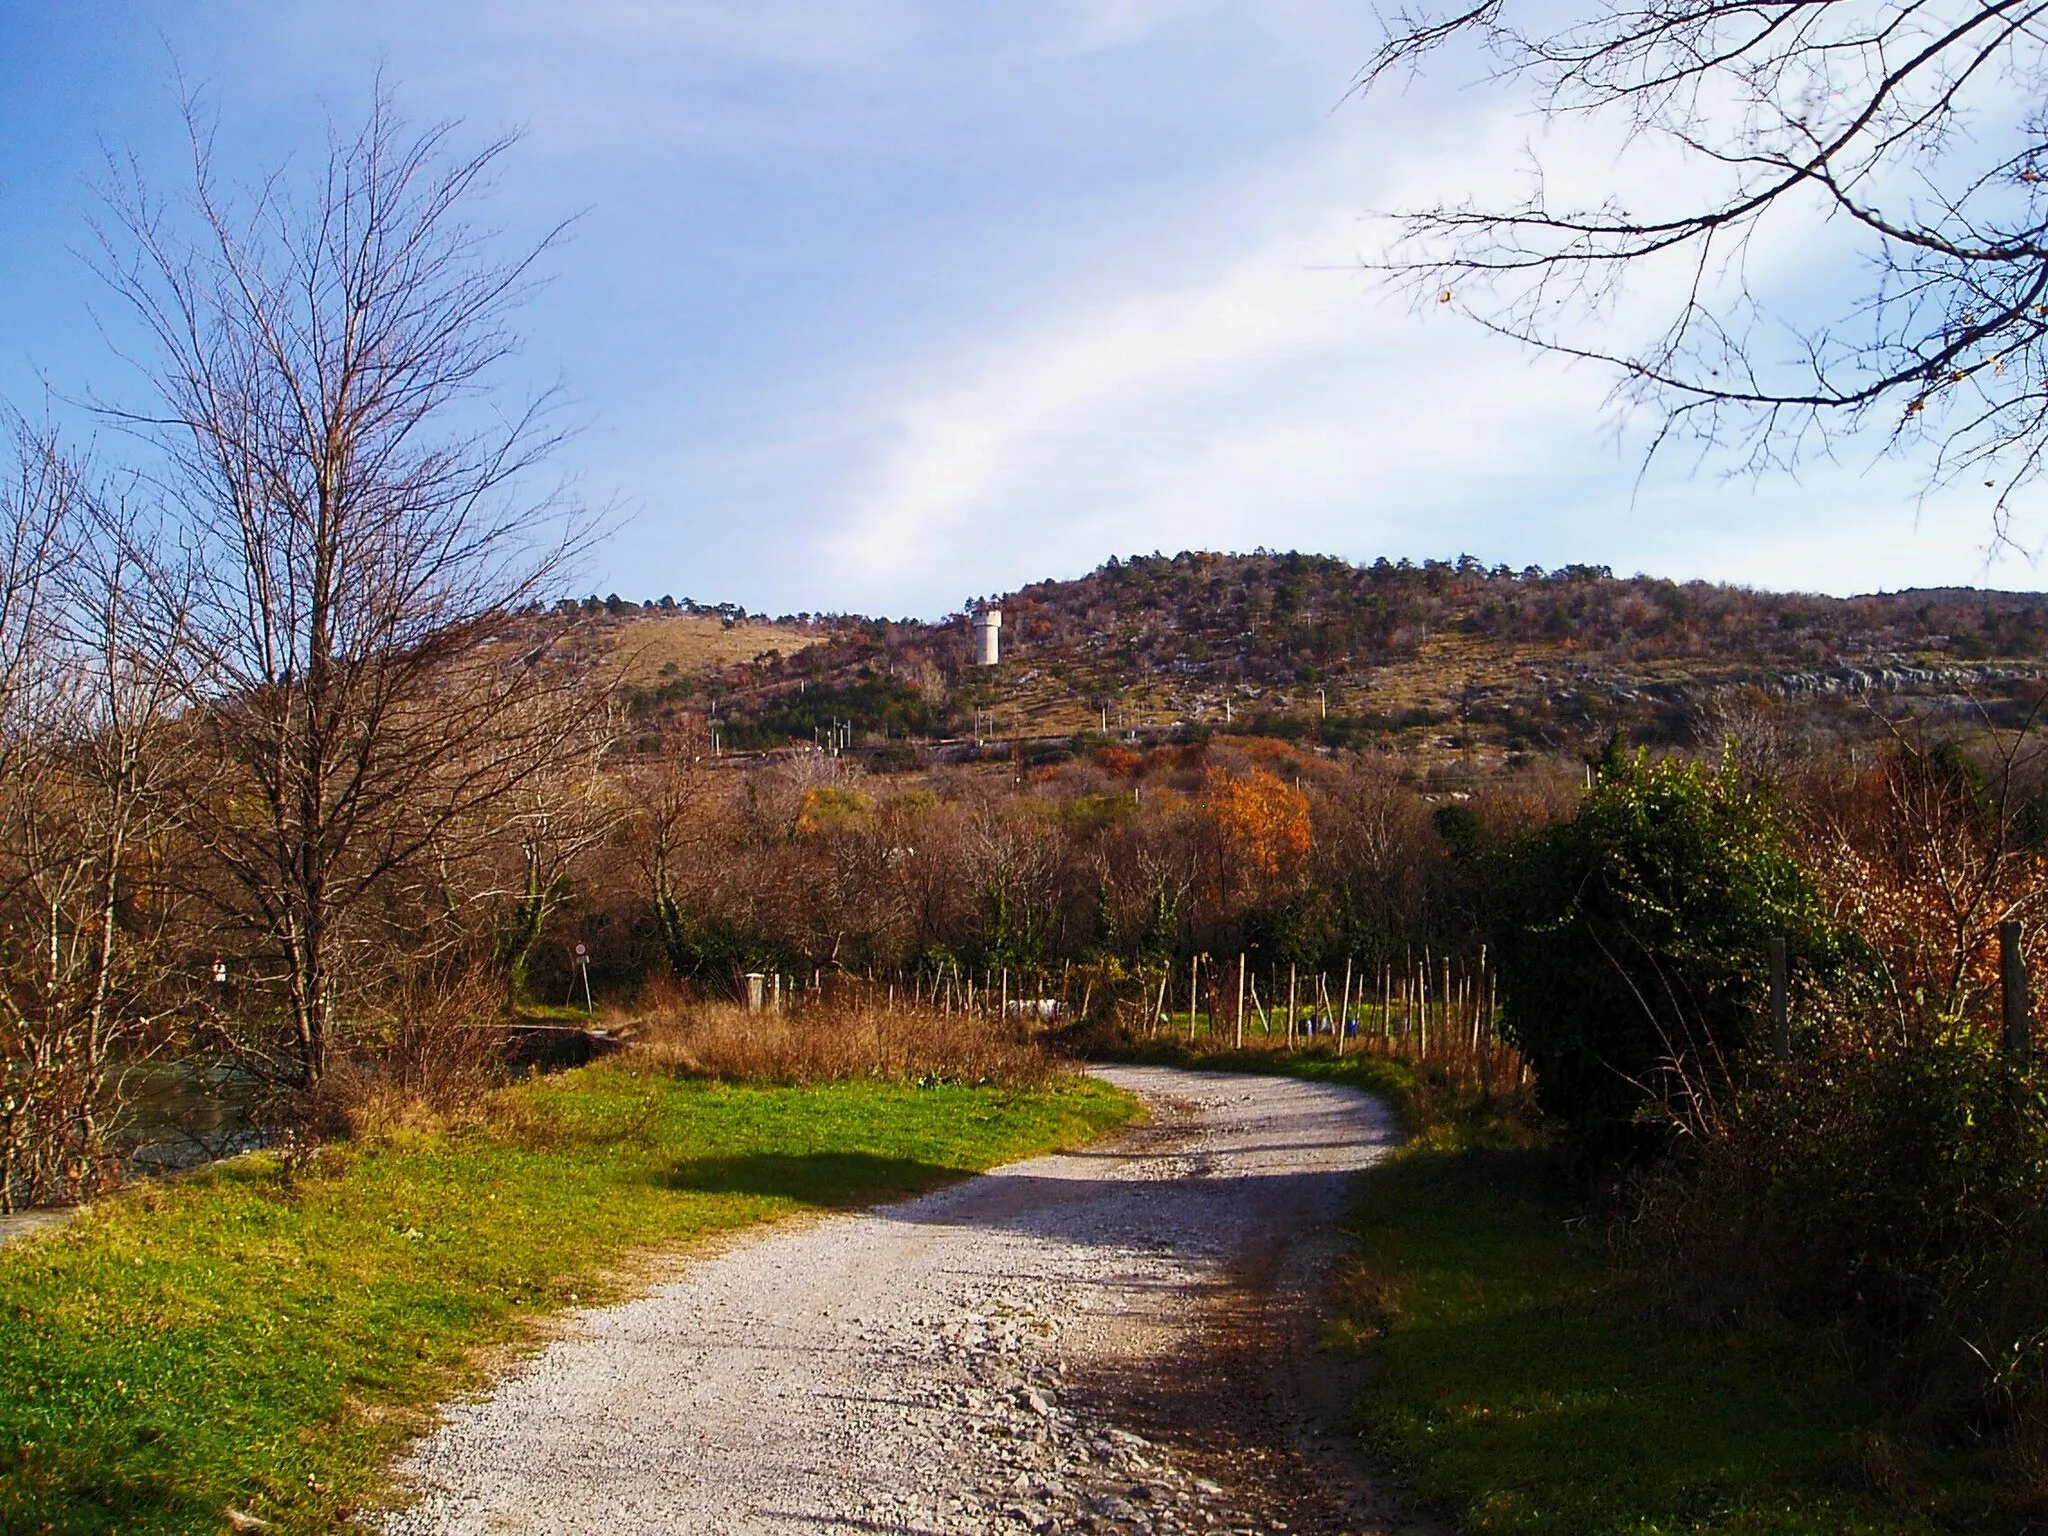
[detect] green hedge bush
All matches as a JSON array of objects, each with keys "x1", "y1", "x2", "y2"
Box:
[{"x1": 1480, "y1": 742, "x2": 1843, "y2": 1161}]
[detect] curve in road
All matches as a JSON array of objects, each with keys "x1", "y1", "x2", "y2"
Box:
[{"x1": 385, "y1": 1065, "x2": 1417, "y2": 1535}]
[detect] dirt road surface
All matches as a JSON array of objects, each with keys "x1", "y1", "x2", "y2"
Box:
[{"x1": 385, "y1": 1065, "x2": 1425, "y2": 1535}]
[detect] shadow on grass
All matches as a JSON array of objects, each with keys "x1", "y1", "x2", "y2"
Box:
[
  {"x1": 663, "y1": 1102, "x2": 1393, "y2": 1250},
  {"x1": 1, "y1": 1455, "x2": 220, "y2": 1536},
  {"x1": 1346, "y1": 1145, "x2": 1965, "y2": 1535},
  {"x1": 659, "y1": 1151, "x2": 973, "y2": 1210}
]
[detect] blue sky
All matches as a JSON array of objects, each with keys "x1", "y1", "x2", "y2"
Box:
[{"x1": 0, "y1": 1, "x2": 2033, "y2": 618}]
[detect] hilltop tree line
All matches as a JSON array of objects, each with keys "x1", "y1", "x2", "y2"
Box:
[{"x1": 597, "y1": 552, "x2": 2048, "y2": 754}]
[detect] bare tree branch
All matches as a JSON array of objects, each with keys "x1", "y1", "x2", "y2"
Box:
[{"x1": 1363, "y1": 0, "x2": 2048, "y2": 527}]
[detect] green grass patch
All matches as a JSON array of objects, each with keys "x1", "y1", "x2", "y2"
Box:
[
  {"x1": 1342, "y1": 1141, "x2": 2000, "y2": 1535},
  {"x1": 0, "y1": 1061, "x2": 1135, "y2": 1534},
  {"x1": 1103, "y1": 1039, "x2": 1991, "y2": 1530},
  {"x1": 510, "y1": 1001, "x2": 597, "y2": 1023}
]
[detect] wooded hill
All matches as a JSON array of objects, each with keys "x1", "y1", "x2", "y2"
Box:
[{"x1": 573, "y1": 552, "x2": 2048, "y2": 771}]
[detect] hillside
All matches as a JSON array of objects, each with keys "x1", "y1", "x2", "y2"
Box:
[{"x1": 574, "y1": 553, "x2": 2048, "y2": 770}]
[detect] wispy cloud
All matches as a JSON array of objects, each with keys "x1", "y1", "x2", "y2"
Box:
[
  {"x1": 0, "y1": 2, "x2": 2027, "y2": 617},
  {"x1": 807, "y1": 105, "x2": 1886, "y2": 612}
]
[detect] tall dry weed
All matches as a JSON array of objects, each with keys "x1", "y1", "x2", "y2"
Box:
[
  {"x1": 634, "y1": 998, "x2": 1062, "y2": 1088},
  {"x1": 307, "y1": 968, "x2": 511, "y2": 1140}
]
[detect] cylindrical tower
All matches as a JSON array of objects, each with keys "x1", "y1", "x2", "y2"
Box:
[{"x1": 974, "y1": 605, "x2": 1002, "y2": 667}]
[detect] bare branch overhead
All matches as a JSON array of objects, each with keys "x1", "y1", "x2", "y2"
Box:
[{"x1": 1361, "y1": 0, "x2": 2048, "y2": 530}]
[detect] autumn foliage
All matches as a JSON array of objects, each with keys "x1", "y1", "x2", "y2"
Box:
[
  {"x1": 1095, "y1": 747, "x2": 1143, "y2": 779},
  {"x1": 1792, "y1": 735, "x2": 2048, "y2": 1032},
  {"x1": 1206, "y1": 768, "x2": 1312, "y2": 882}
]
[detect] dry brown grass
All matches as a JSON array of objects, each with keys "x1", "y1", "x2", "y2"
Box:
[
  {"x1": 306, "y1": 968, "x2": 512, "y2": 1142},
  {"x1": 630, "y1": 998, "x2": 1064, "y2": 1088},
  {"x1": 602, "y1": 616, "x2": 823, "y2": 687}
]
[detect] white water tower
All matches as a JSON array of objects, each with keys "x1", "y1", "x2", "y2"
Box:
[{"x1": 974, "y1": 605, "x2": 1002, "y2": 667}]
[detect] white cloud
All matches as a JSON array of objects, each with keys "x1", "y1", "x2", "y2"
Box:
[
  {"x1": 1055, "y1": 0, "x2": 1211, "y2": 52},
  {"x1": 806, "y1": 109, "x2": 1681, "y2": 607},
  {"x1": 240, "y1": 0, "x2": 918, "y2": 79},
  {"x1": 176, "y1": 0, "x2": 2045, "y2": 614},
  {"x1": 774, "y1": 76, "x2": 2036, "y2": 615}
]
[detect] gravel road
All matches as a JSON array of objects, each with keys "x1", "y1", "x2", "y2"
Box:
[{"x1": 385, "y1": 1065, "x2": 1422, "y2": 1536}]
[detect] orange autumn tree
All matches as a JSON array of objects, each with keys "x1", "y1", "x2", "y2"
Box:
[
  {"x1": 1796, "y1": 733, "x2": 2048, "y2": 1033},
  {"x1": 1207, "y1": 768, "x2": 1312, "y2": 889}
]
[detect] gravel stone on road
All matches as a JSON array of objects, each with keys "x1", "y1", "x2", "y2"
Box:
[{"x1": 384, "y1": 1065, "x2": 1424, "y2": 1535}]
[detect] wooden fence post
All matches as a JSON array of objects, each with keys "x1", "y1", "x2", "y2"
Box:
[
  {"x1": 1418, "y1": 962, "x2": 1428, "y2": 1059},
  {"x1": 2003, "y1": 920, "x2": 2032, "y2": 1066},
  {"x1": 1235, "y1": 952, "x2": 1246, "y2": 1050},
  {"x1": 1443, "y1": 954, "x2": 1453, "y2": 1059}
]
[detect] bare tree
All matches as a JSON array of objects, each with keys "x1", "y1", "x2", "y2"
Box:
[
  {"x1": 1312, "y1": 755, "x2": 1439, "y2": 946},
  {"x1": 620, "y1": 741, "x2": 727, "y2": 984},
  {"x1": 99, "y1": 89, "x2": 590, "y2": 1087},
  {"x1": 1363, "y1": 0, "x2": 2048, "y2": 523},
  {"x1": 0, "y1": 423, "x2": 190, "y2": 1209},
  {"x1": 0, "y1": 423, "x2": 79, "y2": 1208},
  {"x1": 1797, "y1": 710, "x2": 2048, "y2": 1028},
  {"x1": 966, "y1": 799, "x2": 1063, "y2": 969},
  {"x1": 490, "y1": 698, "x2": 620, "y2": 1001}
]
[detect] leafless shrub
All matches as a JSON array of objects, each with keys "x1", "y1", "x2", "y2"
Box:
[{"x1": 304, "y1": 967, "x2": 510, "y2": 1141}]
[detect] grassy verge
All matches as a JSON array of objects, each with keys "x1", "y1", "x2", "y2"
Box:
[
  {"x1": 0, "y1": 1060, "x2": 1135, "y2": 1535},
  {"x1": 1100, "y1": 1036, "x2": 1993, "y2": 1531},
  {"x1": 1339, "y1": 1140, "x2": 1989, "y2": 1535}
]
